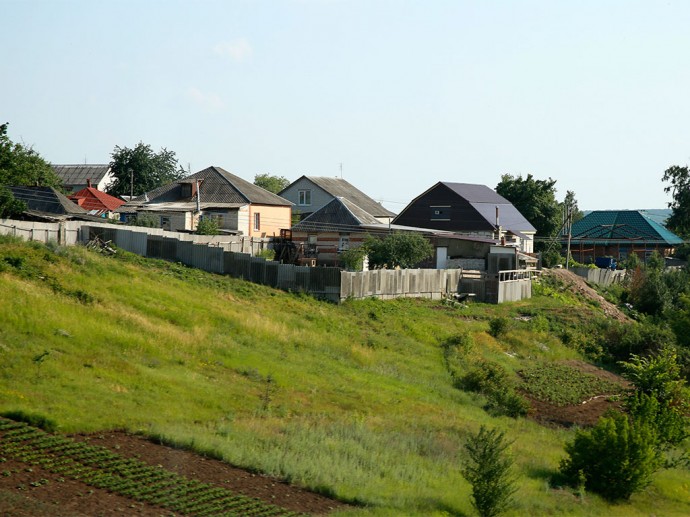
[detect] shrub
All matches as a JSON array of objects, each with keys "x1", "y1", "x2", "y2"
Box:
[
  {"x1": 488, "y1": 317, "x2": 510, "y2": 338},
  {"x1": 196, "y1": 217, "x2": 219, "y2": 235},
  {"x1": 131, "y1": 213, "x2": 159, "y2": 227},
  {"x1": 255, "y1": 249, "x2": 275, "y2": 261},
  {"x1": 363, "y1": 232, "x2": 433, "y2": 269},
  {"x1": 457, "y1": 361, "x2": 528, "y2": 418},
  {"x1": 559, "y1": 411, "x2": 661, "y2": 501},
  {"x1": 339, "y1": 246, "x2": 367, "y2": 271},
  {"x1": 462, "y1": 426, "x2": 517, "y2": 517}
]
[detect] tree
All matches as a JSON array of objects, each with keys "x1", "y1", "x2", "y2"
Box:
[
  {"x1": 462, "y1": 426, "x2": 517, "y2": 517},
  {"x1": 254, "y1": 173, "x2": 290, "y2": 194},
  {"x1": 662, "y1": 165, "x2": 690, "y2": 238},
  {"x1": 363, "y1": 232, "x2": 433, "y2": 269},
  {"x1": 560, "y1": 190, "x2": 583, "y2": 225},
  {"x1": 495, "y1": 174, "x2": 560, "y2": 239},
  {"x1": 107, "y1": 142, "x2": 185, "y2": 198},
  {"x1": 0, "y1": 185, "x2": 27, "y2": 218},
  {"x1": 0, "y1": 123, "x2": 62, "y2": 188}
]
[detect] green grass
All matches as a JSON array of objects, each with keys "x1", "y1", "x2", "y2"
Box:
[{"x1": 0, "y1": 237, "x2": 689, "y2": 516}]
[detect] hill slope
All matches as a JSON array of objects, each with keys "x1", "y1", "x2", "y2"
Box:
[{"x1": 0, "y1": 237, "x2": 689, "y2": 516}]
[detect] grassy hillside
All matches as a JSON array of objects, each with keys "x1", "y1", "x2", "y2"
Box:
[{"x1": 1, "y1": 236, "x2": 689, "y2": 516}]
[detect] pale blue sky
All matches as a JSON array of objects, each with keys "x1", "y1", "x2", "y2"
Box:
[{"x1": 3, "y1": 0, "x2": 690, "y2": 212}]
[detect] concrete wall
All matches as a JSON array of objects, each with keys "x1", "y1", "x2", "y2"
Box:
[
  {"x1": 340, "y1": 269, "x2": 464, "y2": 302},
  {"x1": 447, "y1": 258, "x2": 486, "y2": 270},
  {"x1": 570, "y1": 267, "x2": 626, "y2": 287},
  {"x1": 0, "y1": 219, "x2": 82, "y2": 245}
]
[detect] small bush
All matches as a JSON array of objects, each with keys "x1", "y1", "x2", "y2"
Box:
[
  {"x1": 256, "y1": 249, "x2": 275, "y2": 261},
  {"x1": 196, "y1": 217, "x2": 219, "y2": 235},
  {"x1": 457, "y1": 361, "x2": 529, "y2": 418},
  {"x1": 488, "y1": 317, "x2": 510, "y2": 338}
]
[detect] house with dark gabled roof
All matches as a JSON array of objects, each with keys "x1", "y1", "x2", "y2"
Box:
[
  {"x1": 52, "y1": 164, "x2": 114, "y2": 193},
  {"x1": 117, "y1": 166, "x2": 292, "y2": 236},
  {"x1": 289, "y1": 196, "x2": 505, "y2": 269},
  {"x1": 8, "y1": 186, "x2": 90, "y2": 221},
  {"x1": 392, "y1": 182, "x2": 536, "y2": 253},
  {"x1": 563, "y1": 210, "x2": 684, "y2": 264},
  {"x1": 278, "y1": 176, "x2": 396, "y2": 223},
  {"x1": 69, "y1": 182, "x2": 125, "y2": 218}
]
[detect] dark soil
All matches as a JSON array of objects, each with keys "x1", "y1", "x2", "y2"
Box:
[{"x1": 0, "y1": 431, "x2": 350, "y2": 516}]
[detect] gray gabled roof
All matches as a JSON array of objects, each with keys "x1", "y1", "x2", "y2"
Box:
[
  {"x1": 443, "y1": 182, "x2": 535, "y2": 233},
  {"x1": 52, "y1": 164, "x2": 110, "y2": 186},
  {"x1": 282, "y1": 176, "x2": 395, "y2": 218},
  {"x1": 133, "y1": 166, "x2": 292, "y2": 208},
  {"x1": 9, "y1": 186, "x2": 88, "y2": 215},
  {"x1": 292, "y1": 197, "x2": 381, "y2": 232}
]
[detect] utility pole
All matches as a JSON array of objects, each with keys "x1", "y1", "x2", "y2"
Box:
[
  {"x1": 129, "y1": 168, "x2": 133, "y2": 200},
  {"x1": 565, "y1": 205, "x2": 573, "y2": 270}
]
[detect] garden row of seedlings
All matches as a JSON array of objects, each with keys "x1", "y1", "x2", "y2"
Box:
[{"x1": 0, "y1": 418, "x2": 306, "y2": 517}]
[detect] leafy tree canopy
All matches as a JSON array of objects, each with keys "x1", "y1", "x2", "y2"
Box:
[
  {"x1": 495, "y1": 174, "x2": 560, "y2": 238},
  {"x1": 662, "y1": 165, "x2": 690, "y2": 238},
  {"x1": 253, "y1": 173, "x2": 290, "y2": 194},
  {"x1": 0, "y1": 122, "x2": 62, "y2": 188},
  {"x1": 363, "y1": 232, "x2": 433, "y2": 269},
  {"x1": 107, "y1": 142, "x2": 185, "y2": 198}
]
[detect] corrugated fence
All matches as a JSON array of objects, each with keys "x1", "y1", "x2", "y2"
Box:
[{"x1": 0, "y1": 218, "x2": 532, "y2": 304}]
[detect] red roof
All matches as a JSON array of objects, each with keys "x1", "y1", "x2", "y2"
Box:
[{"x1": 69, "y1": 187, "x2": 125, "y2": 213}]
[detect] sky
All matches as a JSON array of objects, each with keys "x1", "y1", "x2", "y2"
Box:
[{"x1": 3, "y1": 0, "x2": 690, "y2": 214}]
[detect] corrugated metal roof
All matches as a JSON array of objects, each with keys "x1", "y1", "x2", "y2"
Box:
[
  {"x1": 9, "y1": 186, "x2": 88, "y2": 215},
  {"x1": 296, "y1": 176, "x2": 396, "y2": 218},
  {"x1": 52, "y1": 165, "x2": 110, "y2": 185},
  {"x1": 69, "y1": 187, "x2": 125, "y2": 212},
  {"x1": 129, "y1": 166, "x2": 292, "y2": 208},
  {"x1": 471, "y1": 201, "x2": 536, "y2": 233},
  {"x1": 570, "y1": 210, "x2": 683, "y2": 245},
  {"x1": 292, "y1": 197, "x2": 378, "y2": 232}
]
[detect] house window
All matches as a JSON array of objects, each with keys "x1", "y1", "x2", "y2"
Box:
[
  {"x1": 308, "y1": 234, "x2": 318, "y2": 245},
  {"x1": 160, "y1": 216, "x2": 171, "y2": 230},
  {"x1": 298, "y1": 189, "x2": 312, "y2": 206},
  {"x1": 339, "y1": 233, "x2": 350, "y2": 251},
  {"x1": 254, "y1": 212, "x2": 261, "y2": 231},
  {"x1": 430, "y1": 205, "x2": 451, "y2": 221}
]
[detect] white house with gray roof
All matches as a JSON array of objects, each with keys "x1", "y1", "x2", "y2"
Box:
[{"x1": 278, "y1": 176, "x2": 396, "y2": 224}]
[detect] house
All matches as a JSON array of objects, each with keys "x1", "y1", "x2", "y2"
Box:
[
  {"x1": 278, "y1": 176, "x2": 396, "y2": 223},
  {"x1": 392, "y1": 182, "x2": 536, "y2": 253},
  {"x1": 118, "y1": 166, "x2": 292, "y2": 236},
  {"x1": 290, "y1": 196, "x2": 509, "y2": 269},
  {"x1": 8, "y1": 186, "x2": 90, "y2": 221},
  {"x1": 563, "y1": 210, "x2": 684, "y2": 264},
  {"x1": 52, "y1": 164, "x2": 114, "y2": 193},
  {"x1": 68, "y1": 181, "x2": 125, "y2": 219}
]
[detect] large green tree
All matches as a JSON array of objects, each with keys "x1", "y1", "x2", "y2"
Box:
[
  {"x1": 662, "y1": 165, "x2": 690, "y2": 238},
  {"x1": 0, "y1": 123, "x2": 62, "y2": 188},
  {"x1": 495, "y1": 174, "x2": 560, "y2": 239},
  {"x1": 107, "y1": 142, "x2": 185, "y2": 198},
  {"x1": 253, "y1": 173, "x2": 290, "y2": 194}
]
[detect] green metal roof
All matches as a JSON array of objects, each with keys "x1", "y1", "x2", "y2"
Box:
[{"x1": 569, "y1": 210, "x2": 683, "y2": 245}]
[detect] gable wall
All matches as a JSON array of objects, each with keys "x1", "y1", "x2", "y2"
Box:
[
  {"x1": 394, "y1": 184, "x2": 496, "y2": 233},
  {"x1": 281, "y1": 178, "x2": 334, "y2": 217}
]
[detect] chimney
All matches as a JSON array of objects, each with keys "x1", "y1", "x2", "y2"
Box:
[{"x1": 87, "y1": 178, "x2": 92, "y2": 188}]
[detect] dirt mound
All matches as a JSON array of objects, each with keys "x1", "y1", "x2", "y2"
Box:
[{"x1": 544, "y1": 268, "x2": 630, "y2": 322}]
